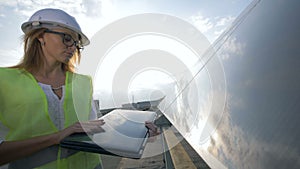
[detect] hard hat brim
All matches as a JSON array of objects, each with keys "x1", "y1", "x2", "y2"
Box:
[{"x1": 21, "y1": 21, "x2": 90, "y2": 46}]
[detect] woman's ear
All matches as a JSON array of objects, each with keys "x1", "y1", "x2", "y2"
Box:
[
  {"x1": 37, "y1": 33, "x2": 45, "y2": 46},
  {"x1": 38, "y1": 36, "x2": 45, "y2": 46}
]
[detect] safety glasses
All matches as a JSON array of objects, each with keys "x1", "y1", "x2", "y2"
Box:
[{"x1": 44, "y1": 29, "x2": 84, "y2": 51}]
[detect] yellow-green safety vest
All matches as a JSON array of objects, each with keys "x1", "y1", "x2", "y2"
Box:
[{"x1": 0, "y1": 68, "x2": 100, "y2": 169}]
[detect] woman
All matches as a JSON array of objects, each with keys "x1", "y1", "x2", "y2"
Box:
[
  {"x1": 0, "y1": 8, "x2": 159, "y2": 169},
  {"x1": 0, "y1": 8, "x2": 105, "y2": 169}
]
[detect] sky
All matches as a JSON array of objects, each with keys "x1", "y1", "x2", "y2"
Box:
[
  {"x1": 0, "y1": 0, "x2": 252, "y2": 66},
  {"x1": 1, "y1": 0, "x2": 252, "y2": 108},
  {"x1": 0, "y1": 0, "x2": 252, "y2": 109}
]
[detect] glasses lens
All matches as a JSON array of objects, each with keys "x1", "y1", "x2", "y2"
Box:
[{"x1": 63, "y1": 34, "x2": 75, "y2": 47}]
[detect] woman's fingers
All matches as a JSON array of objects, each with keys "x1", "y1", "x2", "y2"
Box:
[
  {"x1": 145, "y1": 121, "x2": 157, "y2": 131},
  {"x1": 55, "y1": 120, "x2": 106, "y2": 143},
  {"x1": 89, "y1": 119, "x2": 105, "y2": 124},
  {"x1": 83, "y1": 119, "x2": 105, "y2": 126},
  {"x1": 74, "y1": 120, "x2": 106, "y2": 134},
  {"x1": 145, "y1": 121, "x2": 160, "y2": 137}
]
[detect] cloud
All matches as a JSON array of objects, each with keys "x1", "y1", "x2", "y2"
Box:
[
  {"x1": 0, "y1": 14, "x2": 3, "y2": 27},
  {"x1": 216, "y1": 16, "x2": 235, "y2": 27},
  {"x1": 0, "y1": 0, "x2": 17, "y2": 7},
  {"x1": 190, "y1": 13, "x2": 213, "y2": 33},
  {"x1": 219, "y1": 36, "x2": 246, "y2": 60},
  {"x1": 213, "y1": 16, "x2": 235, "y2": 39},
  {"x1": 14, "y1": 0, "x2": 83, "y2": 17},
  {"x1": 0, "y1": 0, "x2": 115, "y2": 38},
  {"x1": 189, "y1": 13, "x2": 236, "y2": 43},
  {"x1": 0, "y1": 0, "x2": 108, "y2": 18},
  {"x1": 81, "y1": 0, "x2": 103, "y2": 17}
]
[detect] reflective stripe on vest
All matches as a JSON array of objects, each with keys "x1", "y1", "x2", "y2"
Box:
[{"x1": 0, "y1": 68, "x2": 100, "y2": 169}]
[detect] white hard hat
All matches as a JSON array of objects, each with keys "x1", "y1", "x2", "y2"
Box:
[{"x1": 21, "y1": 8, "x2": 90, "y2": 46}]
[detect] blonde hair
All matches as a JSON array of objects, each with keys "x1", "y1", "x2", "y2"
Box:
[{"x1": 13, "y1": 28, "x2": 81, "y2": 73}]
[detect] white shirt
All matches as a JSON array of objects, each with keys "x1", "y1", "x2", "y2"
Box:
[{"x1": 0, "y1": 82, "x2": 98, "y2": 144}]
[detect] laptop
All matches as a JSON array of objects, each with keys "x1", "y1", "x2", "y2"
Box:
[{"x1": 60, "y1": 109, "x2": 157, "y2": 159}]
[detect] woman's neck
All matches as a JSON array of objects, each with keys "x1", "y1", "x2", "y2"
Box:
[
  {"x1": 32, "y1": 66, "x2": 66, "y2": 100},
  {"x1": 34, "y1": 63, "x2": 65, "y2": 78}
]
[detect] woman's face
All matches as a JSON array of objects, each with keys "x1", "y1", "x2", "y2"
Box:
[{"x1": 39, "y1": 27, "x2": 79, "y2": 64}]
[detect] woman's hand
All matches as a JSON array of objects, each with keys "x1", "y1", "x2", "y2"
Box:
[
  {"x1": 145, "y1": 121, "x2": 160, "y2": 137},
  {"x1": 54, "y1": 119, "x2": 105, "y2": 144},
  {"x1": 0, "y1": 119, "x2": 105, "y2": 165}
]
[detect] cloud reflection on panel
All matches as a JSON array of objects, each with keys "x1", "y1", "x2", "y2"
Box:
[
  {"x1": 207, "y1": 100, "x2": 300, "y2": 169},
  {"x1": 150, "y1": 34, "x2": 227, "y2": 168},
  {"x1": 219, "y1": 37, "x2": 246, "y2": 61},
  {"x1": 198, "y1": 0, "x2": 300, "y2": 168}
]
